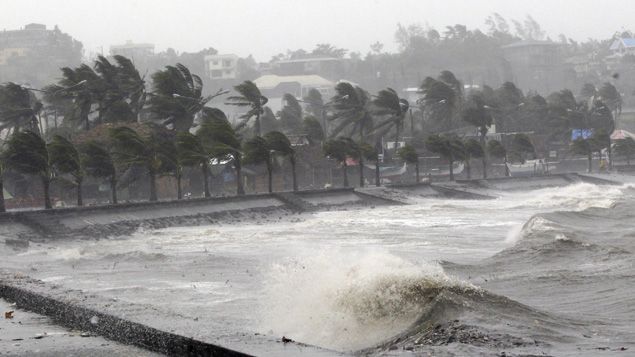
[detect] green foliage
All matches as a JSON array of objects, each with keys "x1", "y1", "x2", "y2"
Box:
[
  {"x1": 80, "y1": 141, "x2": 115, "y2": 179},
  {"x1": 302, "y1": 116, "x2": 325, "y2": 143},
  {"x1": 487, "y1": 140, "x2": 506, "y2": 159},
  {"x1": 323, "y1": 137, "x2": 350, "y2": 163},
  {"x1": 48, "y1": 135, "x2": 83, "y2": 182},
  {"x1": 225, "y1": 80, "x2": 268, "y2": 135},
  {"x1": 109, "y1": 125, "x2": 173, "y2": 174},
  {"x1": 243, "y1": 136, "x2": 271, "y2": 166},
  {"x1": 264, "y1": 131, "x2": 294, "y2": 157},
  {"x1": 148, "y1": 63, "x2": 207, "y2": 132},
  {"x1": 329, "y1": 82, "x2": 372, "y2": 139},
  {"x1": 303, "y1": 88, "x2": 324, "y2": 118},
  {"x1": 397, "y1": 144, "x2": 418, "y2": 164},
  {"x1": 359, "y1": 142, "x2": 379, "y2": 162},
  {"x1": 372, "y1": 88, "x2": 409, "y2": 139},
  {"x1": 424, "y1": 134, "x2": 464, "y2": 161},
  {"x1": 462, "y1": 93, "x2": 492, "y2": 136},
  {"x1": 4, "y1": 130, "x2": 50, "y2": 177},
  {"x1": 511, "y1": 134, "x2": 534, "y2": 156},
  {"x1": 0, "y1": 82, "x2": 42, "y2": 132},
  {"x1": 464, "y1": 138, "x2": 484, "y2": 159},
  {"x1": 278, "y1": 94, "x2": 303, "y2": 134}
]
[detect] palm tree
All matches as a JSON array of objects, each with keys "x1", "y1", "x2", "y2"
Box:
[
  {"x1": 95, "y1": 55, "x2": 147, "y2": 121},
  {"x1": 176, "y1": 131, "x2": 213, "y2": 197},
  {"x1": 418, "y1": 77, "x2": 457, "y2": 131},
  {"x1": 398, "y1": 144, "x2": 419, "y2": 183},
  {"x1": 329, "y1": 82, "x2": 373, "y2": 141},
  {"x1": 109, "y1": 125, "x2": 172, "y2": 202},
  {"x1": 462, "y1": 93, "x2": 492, "y2": 178},
  {"x1": 4, "y1": 131, "x2": 53, "y2": 209},
  {"x1": 48, "y1": 135, "x2": 84, "y2": 206},
  {"x1": 303, "y1": 88, "x2": 326, "y2": 133},
  {"x1": 243, "y1": 136, "x2": 273, "y2": 193},
  {"x1": 265, "y1": 131, "x2": 297, "y2": 191},
  {"x1": 148, "y1": 64, "x2": 213, "y2": 132},
  {"x1": 510, "y1": 133, "x2": 535, "y2": 163},
  {"x1": 303, "y1": 116, "x2": 325, "y2": 144},
  {"x1": 0, "y1": 82, "x2": 43, "y2": 134},
  {"x1": 278, "y1": 94, "x2": 303, "y2": 134},
  {"x1": 571, "y1": 138, "x2": 596, "y2": 173},
  {"x1": 360, "y1": 142, "x2": 381, "y2": 186},
  {"x1": 463, "y1": 139, "x2": 484, "y2": 180},
  {"x1": 614, "y1": 137, "x2": 635, "y2": 165},
  {"x1": 225, "y1": 80, "x2": 268, "y2": 136},
  {"x1": 0, "y1": 142, "x2": 6, "y2": 212},
  {"x1": 487, "y1": 140, "x2": 508, "y2": 177},
  {"x1": 323, "y1": 137, "x2": 352, "y2": 187},
  {"x1": 425, "y1": 134, "x2": 464, "y2": 181},
  {"x1": 372, "y1": 88, "x2": 409, "y2": 151},
  {"x1": 80, "y1": 141, "x2": 118, "y2": 204},
  {"x1": 196, "y1": 108, "x2": 244, "y2": 195}
]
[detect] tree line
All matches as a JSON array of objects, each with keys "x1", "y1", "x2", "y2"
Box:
[{"x1": 0, "y1": 54, "x2": 627, "y2": 212}]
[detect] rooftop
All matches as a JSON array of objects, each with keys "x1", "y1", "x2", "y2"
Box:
[
  {"x1": 610, "y1": 38, "x2": 635, "y2": 50},
  {"x1": 253, "y1": 74, "x2": 334, "y2": 89}
]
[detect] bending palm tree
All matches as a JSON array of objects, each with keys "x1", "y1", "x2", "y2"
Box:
[
  {"x1": 149, "y1": 63, "x2": 216, "y2": 132},
  {"x1": 0, "y1": 82, "x2": 43, "y2": 134},
  {"x1": 197, "y1": 108, "x2": 244, "y2": 195},
  {"x1": 49, "y1": 135, "x2": 84, "y2": 206},
  {"x1": 110, "y1": 125, "x2": 172, "y2": 201},
  {"x1": 177, "y1": 131, "x2": 213, "y2": 197},
  {"x1": 372, "y1": 88, "x2": 409, "y2": 150},
  {"x1": 265, "y1": 131, "x2": 297, "y2": 191},
  {"x1": 81, "y1": 141, "x2": 118, "y2": 204},
  {"x1": 243, "y1": 136, "x2": 273, "y2": 193},
  {"x1": 226, "y1": 80, "x2": 268, "y2": 136},
  {"x1": 5, "y1": 131, "x2": 53, "y2": 209},
  {"x1": 398, "y1": 144, "x2": 419, "y2": 183}
]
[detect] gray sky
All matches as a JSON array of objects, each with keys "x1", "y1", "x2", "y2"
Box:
[{"x1": 1, "y1": 0, "x2": 631, "y2": 61}]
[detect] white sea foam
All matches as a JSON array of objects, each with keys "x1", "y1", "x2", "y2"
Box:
[{"x1": 258, "y1": 248, "x2": 469, "y2": 351}]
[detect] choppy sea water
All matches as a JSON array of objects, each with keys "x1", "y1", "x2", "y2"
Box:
[{"x1": 4, "y1": 182, "x2": 635, "y2": 355}]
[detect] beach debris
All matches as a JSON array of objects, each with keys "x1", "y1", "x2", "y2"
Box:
[
  {"x1": 5, "y1": 310, "x2": 14, "y2": 319},
  {"x1": 281, "y1": 336, "x2": 294, "y2": 343}
]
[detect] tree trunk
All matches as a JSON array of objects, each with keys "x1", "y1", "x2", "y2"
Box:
[
  {"x1": 291, "y1": 157, "x2": 298, "y2": 192},
  {"x1": 449, "y1": 159, "x2": 454, "y2": 181},
  {"x1": 375, "y1": 160, "x2": 380, "y2": 187},
  {"x1": 235, "y1": 159, "x2": 245, "y2": 195},
  {"x1": 149, "y1": 170, "x2": 157, "y2": 202},
  {"x1": 465, "y1": 160, "x2": 471, "y2": 180},
  {"x1": 415, "y1": 160, "x2": 420, "y2": 183},
  {"x1": 255, "y1": 111, "x2": 261, "y2": 136},
  {"x1": 394, "y1": 123, "x2": 400, "y2": 151},
  {"x1": 359, "y1": 156, "x2": 364, "y2": 187},
  {"x1": 0, "y1": 176, "x2": 5, "y2": 213},
  {"x1": 267, "y1": 159, "x2": 273, "y2": 193},
  {"x1": 607, "y1": 138, "x2": 613, "y2": 171},
  {"x1": 43, "y1": 176, "x2": 52, "y2": 209},
  {"x1": 76, "y1": 179, "x2": 83, "y2": 206},
  {"x1": 587, "y1": 152, "x2": 593, "y2": 173},
  {"x1": 202, "y1": 163, "x2": 210, "y2": 198},
  {"x1": 343, "y1": 162, "x2": 349, "y2": 187},
  {"x1": 110, "y1": 178, "x2": 118, "y2": 204},
  {"x1": 482, "y1": 157, "x2": 487, "y2": 179},
  {"x1": 176, "y1": 173, "x2": 182, "y2": 200},
  {"x1": 504, "y1": 154, "x2": 510, "y2": 177}
]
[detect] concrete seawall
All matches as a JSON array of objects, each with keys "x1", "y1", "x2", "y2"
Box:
[{"x1": 0, "y1": 188, "x2": 398, "y2": 240}]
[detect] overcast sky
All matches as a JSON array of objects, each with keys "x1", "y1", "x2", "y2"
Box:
[{"x1": 1, "y1": 0, "x2": 632, "y2": 61}]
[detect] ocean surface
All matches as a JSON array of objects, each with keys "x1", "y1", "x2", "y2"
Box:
[{"x1": 3, "y1": 181, "x2": 635, "y2": 356}]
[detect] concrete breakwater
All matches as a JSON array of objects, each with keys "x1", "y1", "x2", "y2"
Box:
[{"x1": 0, "y1": 173, "x2": 621, "y2": 241}]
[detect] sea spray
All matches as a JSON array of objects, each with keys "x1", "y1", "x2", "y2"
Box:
[{"x1": 258, "y1": 248, "x2": 472, "y2": 351}]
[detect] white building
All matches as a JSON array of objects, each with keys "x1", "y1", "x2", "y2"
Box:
[
  {"x1": 253, "y1": 74, "x2": 335, "y2": 112},
  {"x1": 609, "y1": 38, "x2": 635, "y2": 56},
  {"x1": 204, "y1": 54, "x2": 238, "y2": 80}
]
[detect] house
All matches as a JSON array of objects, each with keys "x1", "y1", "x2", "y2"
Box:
[
  {"x1": 204, "y1": 54, "x2": 238, "y2": 80},
  {"x1": 270, "y1": 57, "x2": 344, "y2": 80},
  {"x1": 110, "y1": 41, "x2": 155, "y2": 61},
  {"x1": 609, "y1": 38, "x2": 635, "y2": 56},
  {"x1": 501, "y1": 40, "x2": 564, "y2": 93},
  {"x1": 253, "y1": 74, "x2": 335, "y2": 112}
]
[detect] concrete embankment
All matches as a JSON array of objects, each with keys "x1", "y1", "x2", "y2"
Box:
[
  {"x1": 0, "y1": 188, "x2": 397, "y2": 240},
  {"x1": 454, "y1": 172, "x2": 620, "y2": 192},
  {"x1": 0, "y1": 271, "x2": 341, "y2": 357}
]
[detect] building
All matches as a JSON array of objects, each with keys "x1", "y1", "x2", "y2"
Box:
[
  {"x1": 609, "y1": 38, "x2": 635, "y2": 56},
  {"x1": 0, "y1": 23, "x2": 83, "y2": 86},
  {"x1": 253, "y1": 74, "x2": 335, "y2": 112},
  {"x1": 502, "y1": 40, "x2": 564, "y2": 94},
  {"x1": 269, "y1": 57, "x2": 345, "y2": 80},
  {"x1": 204, "y1": 54, "x2": 238, "y2": 80},
  {"x1": 109, "y1": 41, "x2": 155, "y2": 61}
]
